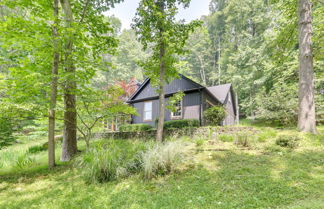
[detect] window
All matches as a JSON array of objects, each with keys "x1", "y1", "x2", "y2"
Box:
[
  {"x1": 171, "y1": 100, "x2": 182, "y2": 119},
  {"x1": 144, "y1": 101, "x2": 152, "y2": 121}
]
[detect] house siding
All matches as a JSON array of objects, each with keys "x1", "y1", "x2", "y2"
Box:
[
  {"x1": 128, "y1": 75, "x2": 237, "y2": 127},
  {"x1": 131, "y1": 91, "x2": 202, "y2": 127},
  {"x1": 223, "y1": 91, "x2": 236, "y2": 125},
  {"x1": 131, "y1": 100, "x2": 159, "y2": 127},
  {"x1": 133, "y1": 77, "x2": 199, "y2": 100}
]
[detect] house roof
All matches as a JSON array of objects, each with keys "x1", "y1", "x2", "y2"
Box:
[
  {"x1": 127, "y1": 74, "x2": 233, "y2": 107},
  {"x1": 127, "y1": 74, "x2": 204, "y2": 102},
  {"x1": 127, "y1": 77, "x2": 150, "y2": 101},
  {"x1": 206, "y1": 84, "x2": 232, "y2": 103}
]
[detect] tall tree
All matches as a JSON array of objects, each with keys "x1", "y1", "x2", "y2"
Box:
[
  {"x1": 94, "y1": 29, "x2": 148, "y2": 88},
  {"x1": 133, "y1": 0, "x2": 200, "y2": 142},
  {"x1": 59, "y1": 0, "x2": 123, "y2": 161},
  {"x1": 184, "y1": 25, "x2": 214, "y2": 86},
  {"x1": 297, "y1": 0, "x2": 316, "y2": 133},
  {"x1": 60, "y1": 0, "x2": 78, "y2": 161},
  {"x1": 1, "y1": 0, "x2": 123, "y2": 162},
  {"x1": 48, "y1": 0, "x2": 60, "y2": 168}
]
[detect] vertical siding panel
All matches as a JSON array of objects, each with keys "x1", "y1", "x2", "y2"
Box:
[
  {"x1": 134, "y1": 77, "x2": 199, "y2": 100},
  {"x1": 224, "y1": 91, "x2": 235, "y2": 125}
]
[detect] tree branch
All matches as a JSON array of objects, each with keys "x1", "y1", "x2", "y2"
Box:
[{"x1": 79, "y1": 0, "x2": 91, "y2": 24}]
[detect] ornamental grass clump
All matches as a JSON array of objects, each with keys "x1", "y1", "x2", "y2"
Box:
[
  {"x1": 76, "y1": 144, "x2": 121, "y2": 183},
  {"x1": 76, "y1": 140, "x2": 146, "y2": 183},
  {"x1": 141, "y1": 141, "x2": 185, "y2": 179},
  {"x1": 15, "y1": 153, "x2": 35, "y2": 169}
]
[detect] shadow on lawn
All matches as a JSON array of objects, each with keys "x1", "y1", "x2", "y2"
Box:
[
  {"x1": 1, "y1": 149, "x2": 323, "y2": 209},
  {"x1": 0, "y1": 163, "x2": 69, "y2": 184},
  {"x1": 106, "y1": 149, "x2": 324, "y2": 209}
]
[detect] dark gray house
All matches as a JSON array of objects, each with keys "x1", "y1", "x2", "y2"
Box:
[{"x1": 127, "y1": 74, "x2": 237, "y2": 126}]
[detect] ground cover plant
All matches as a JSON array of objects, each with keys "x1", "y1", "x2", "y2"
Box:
[{"x1": 0, "y1": 124, "x2": 323, "y2": 208}]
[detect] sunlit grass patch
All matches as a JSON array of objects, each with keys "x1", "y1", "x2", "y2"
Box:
[
  {"x1": 217, "y1": 134, "x2": 235, "y2": 142},
  {"x1": 257, "y1": 128, "x2": 277, "y2": 142},
  {"x1": 0, "y1": 125, "x2": 323, "y2": 209}
]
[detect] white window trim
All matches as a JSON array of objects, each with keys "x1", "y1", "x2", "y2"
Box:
[
  {"x1": 143, "y1": 101, "x2": 153, "y2": 121},
  {"x1": 171, "y1": 100, "x2": 183, "y2": 119}
]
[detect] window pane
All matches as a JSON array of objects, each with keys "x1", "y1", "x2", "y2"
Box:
[
  {"x1": 144, "y1": 102, "x2": 152, "y2": 111},
  {"x1": 172, "y1": 100, "x2": 182, "y2": 117},
  {"x1": 144, "y1": 111, "x2": 152, "y2": 120}
]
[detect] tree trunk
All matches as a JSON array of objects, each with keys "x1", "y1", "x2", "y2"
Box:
[
  {"x1": 156, "y1": 52, "x2": 165, "y2": 142},
  {"x1": 60, "y1": 0, "x2": 78, "y2": 161},
  {"x1": 48, "y1": 0, "x2": 59, "y2": 169},
  {"x1": 156, "y1": 0, "x2": 165, "y2": 142},
  {"x1": 297, "y1": 0, "x2": 317, "y2": 133},
  {"x1": 235, "y1": 92, "x2": 239, "y2": 125},
  {"x1": 197, "y1": 55, "x2": 206, "y2": 85},
  {"x1": 218, "y1": 37, "x2": 221, "y2": 85}
]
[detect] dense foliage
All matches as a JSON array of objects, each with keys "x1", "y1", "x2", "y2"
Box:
[
  {"x1": 163, "y1": 119, "x2": 200, "y2": 129},
  {"x1": 109, "y1": 0, "x2": 323, "y2": 125},
  {"x1": 76, "y1": 140, "x2": 146, "y2": 183},
  {"x1": 0, "y1": 0, "x2": 322, "y2": 158},
  {"x1": 75, "y1": 140, "x2": 184, "y2": 182},
  {"x1": 119, "y1": 124, "x2": 153, "y2": 132},
  {"x1": 203, "y1": 106, "x2": 226, "y2": 126},
  {"x1": 0, "y1": 117, "x2": 15, "y2": 148}
]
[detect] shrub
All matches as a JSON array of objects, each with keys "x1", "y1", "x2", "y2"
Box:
[
  {"x1": 203, "y1": 106, "x2": 226, "y2": 126},
  {"x1": 28, "y1": 145, "x2": 47, "y2": 154},
  {"x1": 218, "y1": 134, "x2": 235, "y2": 142},
  {"x1": 141, "y1": 141, "x2": 185, "y2": 179},
  {"x1": 255, "y1": 83, "x2": 298, "y2": 126},
  {"x1": 75, "y1": 140, "x2": 146, "y2": 183},
  {"x1": 163, "y1": 119, "x2": 199, "y2": 129},
  {"x1": 76, "y1": 143, "x2": 123, "y2": 183},
  {"x1": 275, "y1": 135, "x2": 301, "y2": 148},
  {"x1": 119, "y1": 124, "x2": 152, "y2": 132},
  {"x1": 234, "y1": 132, "x2": 251, "y2": 147}
]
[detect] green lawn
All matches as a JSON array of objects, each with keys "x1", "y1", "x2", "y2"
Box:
[{"x1": 0, "y1": 125, "x2": 323, "y2": 209}]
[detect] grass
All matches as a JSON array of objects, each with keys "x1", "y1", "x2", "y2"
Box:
[{"x1": 0, "y1": 125, "x2": 323, "y2": 208}]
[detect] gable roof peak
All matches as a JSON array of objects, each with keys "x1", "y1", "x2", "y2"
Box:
[{"x1": 206, "y1": 83, "x2": 232, "y2": 103}]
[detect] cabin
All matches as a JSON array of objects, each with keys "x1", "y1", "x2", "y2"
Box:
[{"x1": 127, "y1": 74, "x2": 238, "y2": 126}]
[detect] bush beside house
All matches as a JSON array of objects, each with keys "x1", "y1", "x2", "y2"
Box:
[
  {"x1": 204, "y1": 106, "x2": 226, "y2": 126},
  {"x1": 119, "y1": 124, "x2": 153, "y2": 132},
  {"x1": 164, "y1": 119, "x2": 199, "y2": 129}
]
